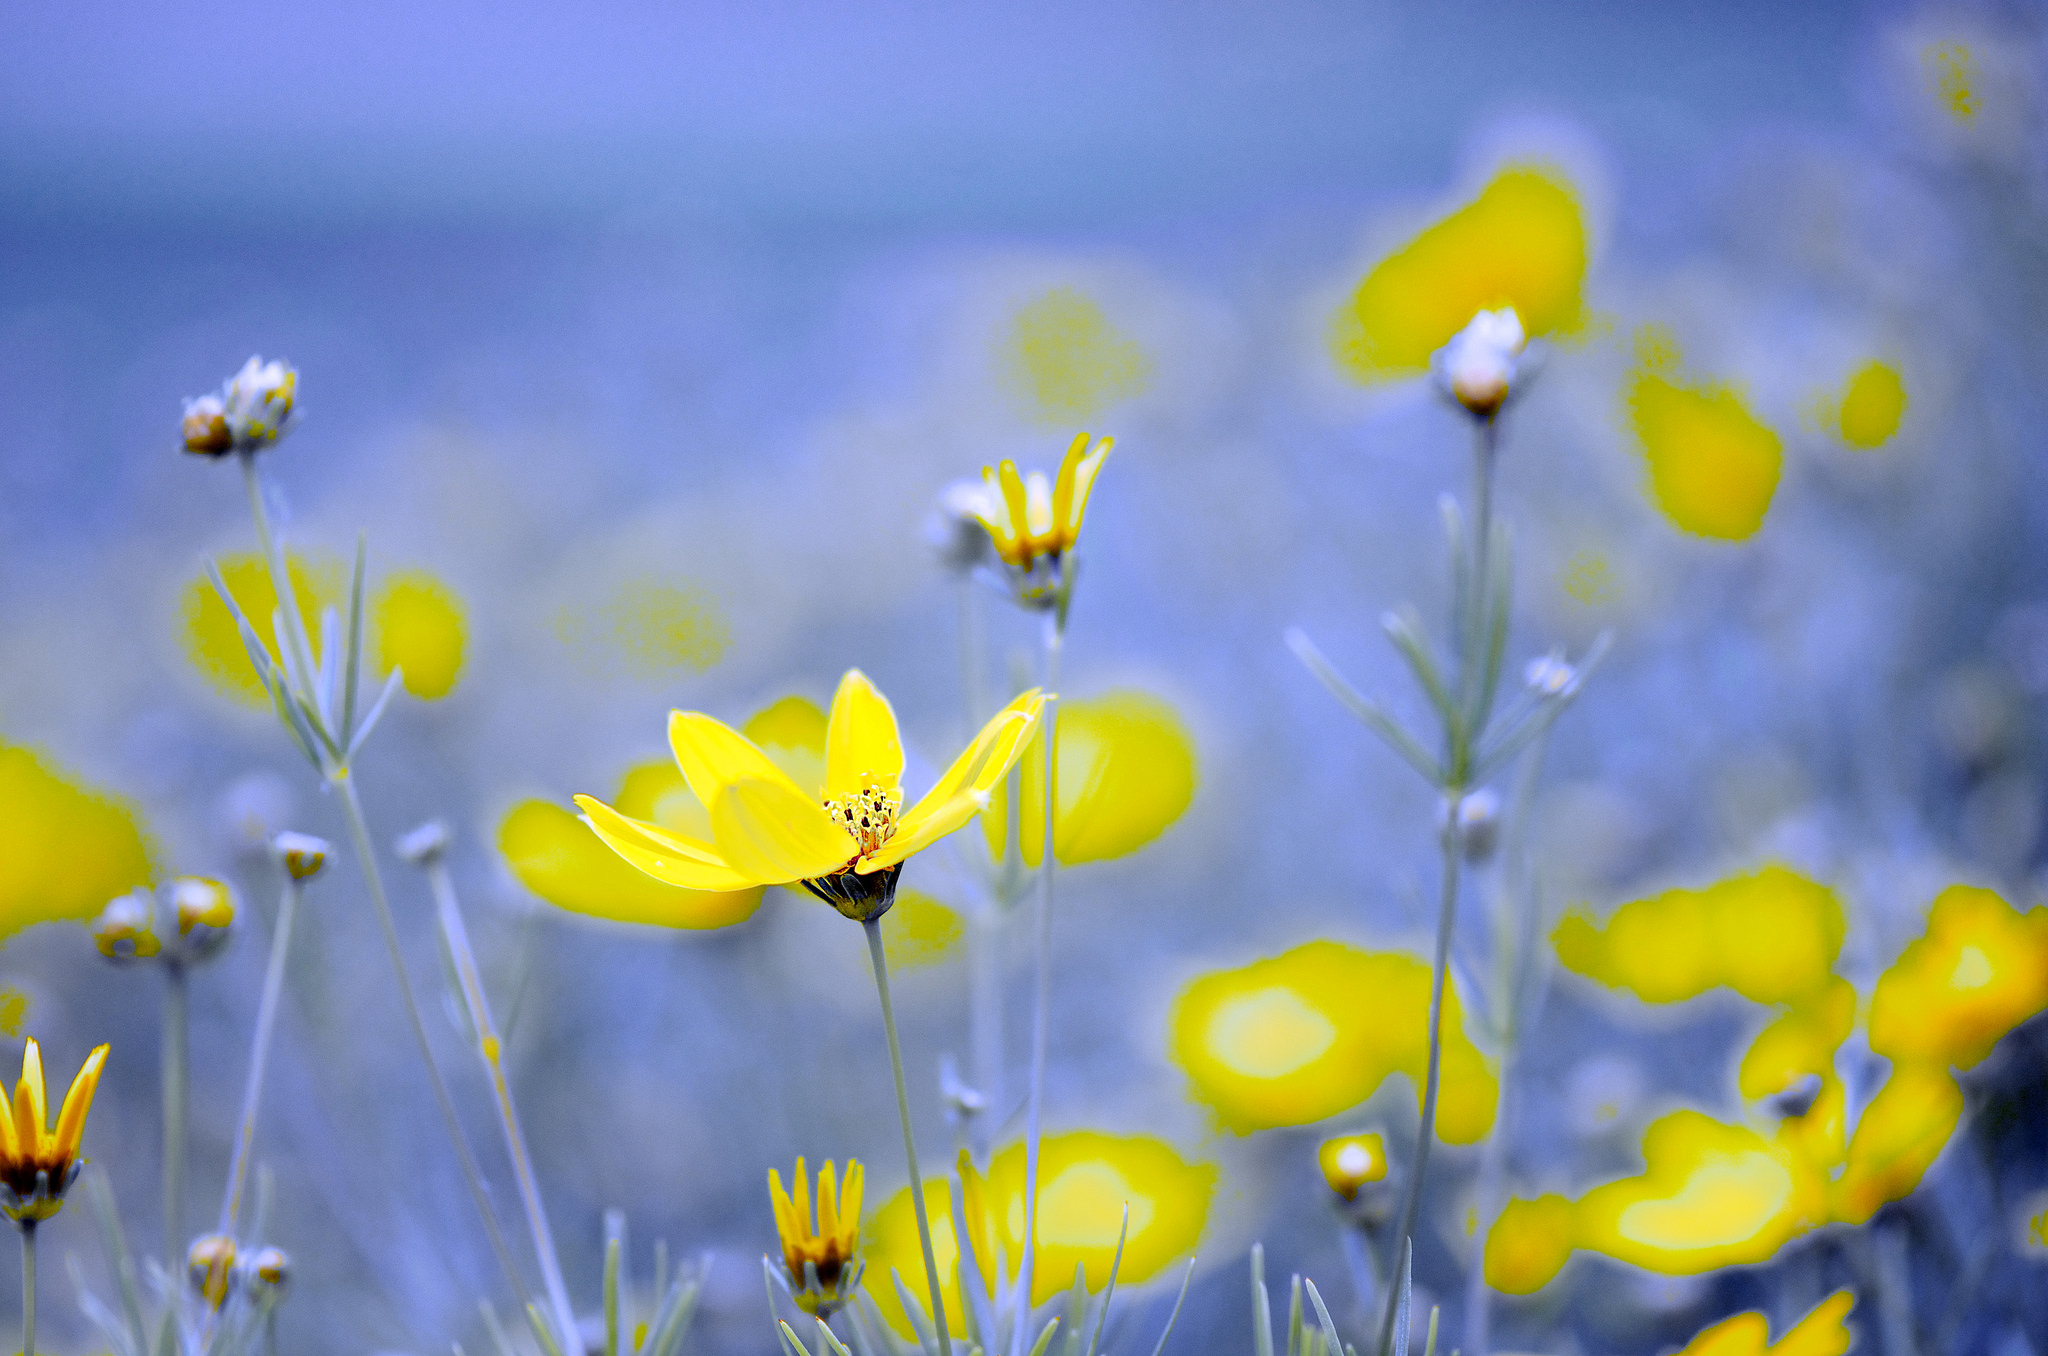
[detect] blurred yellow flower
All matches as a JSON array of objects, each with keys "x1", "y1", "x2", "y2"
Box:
[
  {"x1": 179, "y1": 551, "x2": 342, "y2": 706},
  {"x1": 0, "y1": 1038, "x2": 109, "y2": 1223},
  {"x1": 1736, "y1": 977, "x2": 1855, "y2": 1101},
  {"x1": 1867, "y1": 884, "x2": 2048, "y2": 1070},
  {"x1": 0, "y1": 744, "x2": 155, "y2": 941},
  {"x1": 1331, "y1": 165, "x2": 1587, "y2": 382},
  {"x1": 578, "y1": 671, "x2": 1044, "y2": 921},
  {"x1": 1317, "y1": 1133, "x2": 1386, "y2": 1202},
  {"x1": 865, "y1": 1132, "x2": 1213, "y2": 1335},
  {"x1": 972, "y1": 433, "x2": 1114, "y2": 572},
  {"x1": 0, "y1": 993, "x2": 26, "y2": 1041},
  {"x1": 1555, "y1": 865, "x2": 1844, "y2": 1007},
  {"x1": 1627, "y1": 340, "x2": 1783, "y2": 539},
  {"x1": 1927, "y1": 41, "x2": 1979, "y2": 121},
  {"x1": 1825, "y1": 360, "x2": 1908, "y2": 449},
  {"x1": 1830, "y1": 1063, "x2": 1962, "y2": 1226},
  {"x1": 1483, "y1": 1194, "x2": 1575, "y2": 1295},
  {"x1": 983, "y1": 689, "x2": 1198, "y2": 867},
  {"x1": 1560, "y1": 551, "x2": 1619, "y2": 606},
  {"x1": 372, "y1": 569, "x2": 467, "y2": 700},
  {"x1": 555, "y1": 576, "x2": 731, "y2": 680},
  {"x1": 882, "y1": 890, "x2": 963, "y2": 970},
  {"x1": 770, "y1": 1157, "x2": 864, "y2": 1318},
  {"x1": 1170, "y1": 940, "x2": 1496, "y2": 1140},
  {"x1": 1001, "y1": 288, "x2": 1152, "y2": 425},
  {"x1": 1674, "y1": 1292, "x2": 1853, "y2": 1356}
]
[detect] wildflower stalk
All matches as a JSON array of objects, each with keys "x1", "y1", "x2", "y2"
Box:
[
  {"x1": 419, "y1": 842, "x2": 581, "y2": 1354},
  {"x1": 162, "y1": 959, "x2": 189, "y2": 1267},
  {"x1": 1011, "y1": 613, "x2": 1061, "y2": 1356},
  {"x1": 219, "y1": 877, "x2": 302, "y2": 1236},
  {"x1": 19, "y1": 1221, "x2": 34, "y2": 1356},
  {"x1": 862, "y1": 918, "x2": 953, "y2": 1356}
]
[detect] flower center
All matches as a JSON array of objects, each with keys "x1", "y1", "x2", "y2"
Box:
[{"x1": 825, "y1": 784, "x2": 901, "y2": 860}]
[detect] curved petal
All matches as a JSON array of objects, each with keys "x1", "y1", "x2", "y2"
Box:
[
  {"x1": 52, "y1": 1044, "x2": 107, "y2": 1158},
  {"x1": 859, "y1": 790, "x2": 987, "y2": 871},
  {"x1": 668, "y1": 711, "x2": 811, "y2": 810},
  {"x1": 505, "y1": 800, "x2": 762, "y2": 929},
  {"x1": 709, "y1": 777, "x2": 856, "y2": 884},
  {"x1": 897, "y1": 689, "x2": 1047, "y2": 839},
  {"x1": 576, "y1": 795, "x2": 763, "y2": 892},
  {"x1": 14, "y1": 1049, "x2": 42, "y2": 1156},
  {"x1": 825, "y1": 670, "x2": 904, "y2": 798},
  {"x1": 1057, "y1": 434, "x2": 1113, "y2": 544}
]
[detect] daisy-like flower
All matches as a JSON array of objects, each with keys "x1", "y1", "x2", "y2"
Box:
[
  {"x1": 972, "y1": 432, "x2": 1113, "y2": 574},
  {"x1": 1432, "y1": 308, "x2": 1527, "y2": 418},
  {"x1": 769, "y1": 1157, "x2": 864, "y2": 1318},
  {"x1": 0, "y1": 1039, "x2": 109, "y2": 1224},
  {"x1": 577, "y1": 671, "x2": 1045, "y2": 922},
  {"x1": 182, "y1": 357, "x2": 299, "y2": 457}
]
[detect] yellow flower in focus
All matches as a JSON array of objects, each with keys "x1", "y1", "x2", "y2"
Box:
[
  {"x1": 180, "y1": 551, "x2": 342, "y2": 706},
  {"x1": 1628, "y1": 347, "x2": 1783, "y2": 540},
  {"x1": 1868, "y1": 884, "x2": 2048, "y2": 1070},
  {"x1": 0, "y1": 1038, "x2": 109, "y2": 1223},
  {"x1": 1001, "y1": 288, "x2": 1153, "y2": 426},
  {"x1": 982, "y1": 689, "x2": 1198, "y2": 868},
  {"x1": 769, "y1": 1157, "x2": 864, "y2": 1318},
  {"x1": 1330, "y1": 166, "x2": 1587, "y2": 382},
  {"x1": 372, "y1": 570, "x2": 467, "y2": 700},
  {"x1": 577, "y1": 671, "x2": 1045, "y2": 922},
  {"x1": 865, "y1": 1132, "x2": 1213, "y2": 1335},
  {"x1": 1555, "y1": 865, "x2": 1844, "y2": 1007},
  {"x1": 1170, "y1": 940, "x2": 1496, "y2": 1140},
  {"x1": 1824, "y1": 360, "x2": 1908, "y2": 449},
  {"x1": 882, "y1": 890, "x2": 963, "y2": 970},
  {"x1": 1675, "y1": 1292, "x2": 1854, "y2": 1356},
  {"x1": 0, "y1": 744, "x2": 155, "y2": 942},
  {"x1": 1317, "y1": 1133, "x2": 1386, "y2": 1202},
  {"x1": 972, "y1": 432, "x2": 1113, "y2": 571}
]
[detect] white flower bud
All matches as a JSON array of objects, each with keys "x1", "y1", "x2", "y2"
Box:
[{"x1": 1433, "y1": 308, "x2": 1526, "y2": 417}]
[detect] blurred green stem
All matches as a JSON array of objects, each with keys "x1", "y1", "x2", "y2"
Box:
[
  {"x1": 1012, "y1": 613, "x2": 1062, "y2": 1356},
  {"x1": 863, "y1": 918, "x2": 952, "y2": 1356},
  {"x1": 19, "y1": 1220, "x2": 34, "y2": 1356},
  {"x1": 162, "y1": 960, "x2": 188, "y2": 1267},
  {"x1": 221, "y1": 878, "x2": 302, "y2": 1236},
  {"x1": 238, "y1": 450, "x2": 317, "y2": 683}
]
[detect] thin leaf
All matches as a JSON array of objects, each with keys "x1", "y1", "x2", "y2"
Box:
[
  {"x1": 348, "y1": 668, "x2": 406, "y2": 757},
  {"x1": 1082, "y1": 1205, "x2": 1129, "y2": 1356},
  {"x1": 889, "y1": 1268, "x2": 939, "y2": 1356},
  {"x1": 67, "y1": 1254, "x2": 137, "y2": 1356},
  {"x1": 1381, "y1": 609, "x2": 1457, "y2": 731},
  {"x1": 1421, "y1": 1309, "x2": 1439, "y2": 1356},
  {"x1": 526, "y1": 1302, "x2": 570, "y2": 1356},
  {"x1": 778, "y1": 1321, "x2": 814, "y2": 1356},
  {"x1": 816, "y1": 1318, "x2": 856, "y2": 1356},
  {"x1": 1285, "y1": 629, "x2": 1442, "y2": 783},
  {"x1": 1026, "y1": 1317, "x2": 1063, "y2": 1356},
  {"x1": 1303, "y1": 1280, "x2": 1344, "y2": 1356},
  {"x1": 1250, "y1": 1244, "x2": 1273, "y2": 1356},
  {"x1": 1387, "y1": 1243, "x2": 1412, "y2": 1356},
  {"x1": 605, "y1": 1235, "x2": 623, "y2": 1356},
  {"x1": 317, "y1": 605, "x2": 342, "y2": 730},
  {"x1": 480, "y1": 1304, "x2": 520, "y2": 1356},
  {"x1": 85, "y1": 1170, "x2": 149, "y2": 1356},
  {"x1": 1143, "y1": 1258, "x2": 1196, "y2": 1356},
  {"x1": 646, "y1": 1277, "x2": 702, "y2": 1356},
  {"x1": 343, "y1": 533, "x2": 367, "y2": 742},
  {"x1": 946, "y1": 1175, "x2": 994, "y2": 1349},
  {"x1": 1287, "y1": 1277, "x2": 1304, "y2": 1356}
]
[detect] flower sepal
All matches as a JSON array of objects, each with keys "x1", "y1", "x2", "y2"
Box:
[{"x1": 801, "y1": 862, "x2": 903, "y2": 922}]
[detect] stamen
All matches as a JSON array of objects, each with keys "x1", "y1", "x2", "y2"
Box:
[{"x1": 824, "y1": 784, "x2": 902, "y2": 859}]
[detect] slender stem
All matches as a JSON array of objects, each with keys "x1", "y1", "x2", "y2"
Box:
[
  {"x1": 426, "y1": 855, "x2": 581, "y2": 1353},
  {"x1": 19, "y1": 1221, "x2": 34, "y2": 1356},
  {"x1": 221, "y1": 879, "x2": 302, "y2": 1236},
  {"x1": 863, "y1": 918, "x2": 953, "y2": 1356},
  {"x1": 1378, "y1": 804, "x2": 1462, "y2": 1356},
  {"x1": 1011, "y1": 617, "x2": 1061, "y2": 1356},
  {"x1": 162, "y1": 961, "x2": 188, "y2": 1267},
  {"x1": 240, "y1": 450, "x2": 318, "y2": 686},
  {"x1": 331, "y1": 773, "x2": 531, "y2": 1310}
]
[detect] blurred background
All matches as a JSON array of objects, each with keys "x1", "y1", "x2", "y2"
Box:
[{"x1": 3, "y1": 1, "x2": 2048, "y2": 1353}]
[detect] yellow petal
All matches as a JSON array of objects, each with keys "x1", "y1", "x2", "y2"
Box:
[
  {"x1": 792, "y1": 1156, "x2": 813, "y2": 1233},
  {"x1": 896, "y1": 690, "x2": 1046, "y2": 846},
  {"x1": 841, "y1": 1160, "x2": 863, "y2": 1233},
  {"x1": 825, "y1": 670, "x2": 904, "y2": 799},
  {"x1": 576, "y1": 796, "x2": 763, "y2": 892},
  {"x1": 52, "y1": 1044, "x2": 107, "y2": 1159},
  {"x1": 501, "y1": 800, "x2": 762, "y2": 929},
  {"x1": 1053, "y1": 434, "x2": 1112, "y2": 546},
  {"x1": 816, "y1": 1162, "x2": 839, "y2": 1239},
  {"x1": 769, "y1": 1168, "x2": 797, "y2": 1238},
  {"x1": 708, "y1": 778, "x2": 855, "y2": 884},
  {"x1": 668, "y1": 711, "x2": 812, "y2": 811},
  {"x1": 860, "y1": 790, "x2": 987, "y2": 872},
  {"x1": 19, "y1": 1039, "x2": 46, "y2": 1151}
]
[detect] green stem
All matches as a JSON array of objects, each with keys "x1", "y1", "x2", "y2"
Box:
[
  {"x1": 162, "y1": 961, "x2": 188, "y2": 1267},
  {"x1": 331, "y1": 773, "x2": 531, "y2": 1311},
  {"x1": 1011, "y1": 618, "x2": 1061, "y2": 1356},
  {"x1": 240, "y1": 450, "x2": 318, "y2": 688},
  {"x1": 20, "y1": 1221, "x2": 34, "y2": 1356},
  {"x1": 221, "y1": 879, "x2": 301, "y2": 1236},
  {"x1": 863, "y1": 919, "x2": 953, "y2": 1356}
]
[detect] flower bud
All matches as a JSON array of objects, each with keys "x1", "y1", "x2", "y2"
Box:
[
  {"x1": 396, "y1": 820, "x2": 450, "y2": 867},
  {"x1": 223, "y1": 358, "x2": 298, "y2": 447},
  {"x1": 91, "y1": 892, "x2": 160, "y2": 962},
  {"x1": 244, "y1": 1246, "x2": 291, "y2": 1299},
  {"x1": 1524, "y1": 655, "x2": 1579, "y2": 698},
  {"x1": 272, "y1": 831, "x2": 331, "y2": 882},
  {"x1": 181, "y1": 395, "x2": 233, "y2": 457},
  {"x1": 188, "y1": 1234, "x2": 238, "y2": 1311},
  {"x1": 1318, "y1": 1133, "x2": 1391, "y2": 1221},
  {"x1": 1434, "y1": 308, "x2": 1526, "y2": 418},
  {"x1": 925, "y1": 479, "x2": 995, "y2": 573},
  {"x1": 1444, "y1": 788, "x2": 1502, "y2": 863},
  {"x1": 169, "y1": 877, "x2": 235, "y2": 961}
]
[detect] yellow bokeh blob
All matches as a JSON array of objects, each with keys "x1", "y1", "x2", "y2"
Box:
[
  {"x1": 1555, "y1": 864, "x2": 1844, "y2": 1007},
  {"x1": 0, "y1": 743, "x2": 156, "y2": 941},
  {"x1": 497, "y1": 800, "x2": 762, "y2": 930},
  {"x1": 1830, "y1": 1063, "x2": 1963, "y2": 1226},
  {"x1": 372, "y1": 570, "x2": 467, "y2": 700},
  {"x1": 1170, "y1": 940, "x2": 1496, "y2": 1139},
  {"x1": 1736, "y1": 977, "x2": 1855, "y2": 1100},
  {"x1": 865, "y1": 1131, "x2": 1213, "y2": 1335},
  {"x1": 883, "y1": 890, "x2": 964, "y2": 970},
  {"x1": 1675, "y1": 1292, "x2": 1854, "y2": 1356},
  {"x1": 179, "y1": 552, "x2": 342, "y2": 706},
  {"x1": 1000, "y1": 287, "x2": 1153, "y2": 425},
  {"x1": 0, "y1": 989, "x2": 26, "y2": 1038},
  {"x1": 1927, "y1": 42, "x2": 1979, "y2": 122},
  {"x1": 1330, "y1": 165, "x2": 1587, "y2": 382},
  {"x1": 1628, "y1": 346, "x2": 1783, "y2": 539},
  {"x1": 983, "y1": 689, "x2": 1197, "y2": 868},
  {"x1": 555, "y1": 576, "x2": 730, "y2": 680},
  {"x1": 1830, "y1": 361, "x2": 1907, "y2": 449},
  {"x1": 1483, "y1": 1194, "x2": 1575, "y2": 1295},
  {"x1": 1868, "y1": 884, "x2": 2048, "y2": 1071}
]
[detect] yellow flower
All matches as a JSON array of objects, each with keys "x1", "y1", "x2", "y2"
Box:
[
  {"x1": 1829, "y1": 1063, "x2": 1962, "y2": 1226},
  {"x1": 982, "y1": 689, "x2": 1198, "y2": 867},
  {"x1": 1625, "y1": 332, "x2": 1783, "y2": 541},
  {"x1": 865, "y1": 1132, "x2": 1213, "y2": 1335},
  {"x1": 1170, "y1": 940, "x2": 1496, "y2": 1140},
  {"x1": 0, "y1": 1038, "x2": 109, "y2": 1223},
  {"x1": 1674, "y1": 1292, "x2": 1854, "y2": 1356},
  {"x1": 372, "y1": 569, "x2": 467, "y2": 700},
  {"x1": 0, "y1": 743, "x2": 155, "y2": 944},
  {"x1": 180, "y1": 551, "x2": 342, "y2": 707},
  {"x1": 1826, "y1": 360, "x2": 1908, "y2": 449},
  {"x1": 973, "y1": 433, "x2": 1113, "y2": 571},
  {"x1": 882, "y1": 890, "x2": 964, "y2": 970},
  {"x1": 577, "y1": 671, "x2": 1045, "y2": 922},
  {"x1": 1317, "y1": 1133, "x2": 1387, "y2": 1203},
  {"x1": 1867, "y1": 884, "x2": 2048, "y2": 1071},
  {"x1": 1001, "y1": 288, "x2": 1152, "y2": 425},
  {"x1": 769, "y1": 1157, "x2": 864, "y2": 1318}
]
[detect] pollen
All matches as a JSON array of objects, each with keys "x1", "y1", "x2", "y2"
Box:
[{"x1": 825, "y1": 784, "x2": 902, "y2": 859}]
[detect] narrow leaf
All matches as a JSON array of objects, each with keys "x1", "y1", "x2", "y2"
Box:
[
  {"x1": 1143, "y1": 1258, "x2": 1196, "y2": 1356},
  {"x1": 1285, "y1": 629, "x2": 1442, "y2": 782}
]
